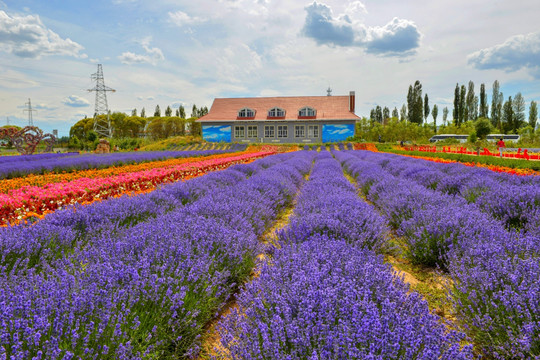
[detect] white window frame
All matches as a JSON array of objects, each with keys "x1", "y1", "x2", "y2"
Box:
[
  {"x1": 234, "y1": 126, "x2": 245, "y2": 138},
  {"x1": 268, "y1": 107, "x2": 285, "y2": 117},
  {"x1": 238, "y1": 108, "x2": 255, "y2": 118},
  {"x1": 247, "y1": 125, "x2": 258, "y2": 138},
  {"x1": 298, "y1": 107, "x2": 316, "y2": 117},
  {"x1": 295, "y1": 125, "x2": 305, "y2": 138},
  {"x1": 264, "y1": 125, "x2": 275, "y2": 138},
  {"x1": 277, "y1": 125, "x2": 288, "y2": 138},
  {"x1": 308, "y1": 125, "x2": 319, "y2": 138}
]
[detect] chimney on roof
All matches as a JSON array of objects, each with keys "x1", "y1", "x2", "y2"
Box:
[{"x1": 349, "y1": 91, "x2": 355, "y2": 113}]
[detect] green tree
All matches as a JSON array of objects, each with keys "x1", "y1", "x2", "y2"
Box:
[
  {"x1": 466, "y1": 81, "x2": 476, "y2": 121},
  {"x1": 491, "y1": 80, "x2": 503, "y2": 129},
  {"x1": 383, "y1": 106, "x2": 390, "y2": 122},
  {"x1": 140, "y1": 107, "x2": 146, "y2": 118},
  {"x1": 424, "y1": 94, "x2": 430, "y2": 121},
  {"x1": 191, "y1": 105, "x2": 198, "y2": 118},
  {"x1": 502, "y1": 96, "x2": 514, "y2": 133},
  {"x1": 529, "y1": 100, "x2": 538, "y2": 129},
  {"x1": 432, "y1": 104, "x2": 438, "y2": 133},
  {"x1": 375, "y1": 106, "x2": 383, "y2": 123},
  {"x1": 400, "y1": 104, "x2": 407, "y2": 122},
  {"x1": 479, "y1": 83, "x2": 488, "y2": 118},
  {"x1": 474, "y1": 117, "x2": 491, "y2": 140},
  {"x1": 512, "y1": 92, "x2": 526, "y2": 129},
  {"x1": 459, "y1": 84, "x2": 467, "y2": 126},
  {"x1": 131, "y1": 108, "x2": 137, "y2": 117},
  {"x1": 407, "y1": 81, "x2": 423, "y2": 124},
  {"x1": 443, "y1": 107, "x2": 449, "y2": 126},
  {"x1": 179, "y1": 105, "x2": 186, "y2": 119},
  {"x1": 154, "y1": 105, "x2": 161, "y2": 117},
  {"x1": 453, "y1": 84, "x2": 460, "y2": 125},
  {"x1": 165, "y1": 105, "x2": 172, "y2": 117},
  {"x1": 392, "y1": 107, "x2": 399, "y2": 118}
]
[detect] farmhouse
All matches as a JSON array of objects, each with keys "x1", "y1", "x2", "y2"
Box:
[{"x1": 197, "y1": 92, "x2": 360, "y2": 143}]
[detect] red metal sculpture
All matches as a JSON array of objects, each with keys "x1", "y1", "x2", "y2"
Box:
[{"x1": 0, "y1": 126, "x2": 56, "y2": 155}]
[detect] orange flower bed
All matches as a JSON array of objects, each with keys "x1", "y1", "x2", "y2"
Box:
[
  {"x1": 401, "y1": 154, "x2": 539, "y2": 176},
  {"x1": 0, "y1": 150, "x2": 257, "y2": 194},
  {"x1": 353, "y1": 143, "x2": 378, "y2": 151}
]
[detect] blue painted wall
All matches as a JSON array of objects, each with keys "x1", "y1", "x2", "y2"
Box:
[
  {"x1": 202, "y1": 125, "x2": 231, "y2": 142},
  {"x1": 322, "y1": 124, "x2": 355, "y2": 143}
]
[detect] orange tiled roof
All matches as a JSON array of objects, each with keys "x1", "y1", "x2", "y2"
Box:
[{"x1": 197, "y1": 95, "x2": 360, "y2": 122}]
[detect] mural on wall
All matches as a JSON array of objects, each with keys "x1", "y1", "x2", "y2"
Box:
[
  {"x1": 322, "y1": 124, "x2": 355, "y2": 143},
  {"x1": 202, "y1": 125, "x2": 231, "y2": 142}
]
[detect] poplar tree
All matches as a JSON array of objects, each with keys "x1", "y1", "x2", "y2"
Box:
[
  {"x1": 443, "y1": 107, "x2": 449, "y2": 126},
  {"x1": 453, "y1": 84, "x2": 460, "y2": 125},
  {"x1": 154, "y1": 105, "x2": 161, "y2": 117},
  {"x1": 383, "y1": 106, "x2": 390, "y2": 122},
  {"x1": 424, "y1": 94, "x2": 430, "y2": 121},
  {"x1": 179, "y1": 105, "x2": 186, "y2": 119},
  {"x1": 491, "y1": 80, "x2": 503, "y2": 129},
  {"x1": 479, "y1": 83, "x2": 489, "y2": 118},
  {"x1": 466, "y1": 81, "x2": 476, "y2": 121},
  {"x1": 459, "y1": 85, "x2": 467, "y2": 126},
  {"x1": 140, "y1": 107, "x2": 146, "y2": 118},
  {"x1": 165, "y1": 105, "x2": 172, "y2": 117},
  {"x1": 400, "y1": 104, "x2": 407, "y2": 122},
  {"x1": 529, "y1": 101, "x2": 538, "y2": 129},
  {"x1": 512, "y1": 92, "x2": 525, "y2": 129},
  {"x1": 392, "y1": 107, "x2": 399, "y2": 119},
  {"x1": 502, "y1": 96, "x2": 514, "y2": 133},
  {"x1": 432, "y1": 104, "x2": 438, "y2": 133},
  {"x1": 132, "y1": 108, "x2": 137, "y2": 117}
]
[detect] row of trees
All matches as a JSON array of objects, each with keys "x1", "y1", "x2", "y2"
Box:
[
  {"x1": 131, "y1": 104, "x2": 209, "y2": 119},
  {"x1": 368, "y1": 80, "x2": 538, "y2": 135}
]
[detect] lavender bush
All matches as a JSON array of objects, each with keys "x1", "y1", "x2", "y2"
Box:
[
  {"x1": 336, "y1": 149, "x2": 540, "y2": 358},
  {"x1": 0, "y1": 151, "x2": 316, "y2": 358},
  {"x1": 216, "y1": 152, "x2": 473, "y2": 359}
]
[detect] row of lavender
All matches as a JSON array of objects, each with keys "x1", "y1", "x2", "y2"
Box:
[
  {"x1": 215, "y1": 151, "x2": 473, "y2": 359},
  {"x1": 0, "y1": 151, "x2": 315, "y2": 359},
  {"x1": 335, "y1": 150, "x2": 539, "y2": 359},
  {"x1": 0, "y1": 148, "x2": 243, "y2": 179},
  {"x1": 361, "y1": 152, "x2": 540, "y2": 233}
]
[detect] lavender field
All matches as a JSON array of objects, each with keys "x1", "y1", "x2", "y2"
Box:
[{"x1": 1, "y1": 149, "x2": 538, "y2": 359}]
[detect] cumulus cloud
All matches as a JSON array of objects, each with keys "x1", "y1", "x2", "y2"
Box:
[
  {"x1": 468, "y1": 32, "x2": 540, "y2": 77},
  {"x1": 168, "y1": 10, "x2": 204, "y2": 27},
  {"x1": 118, "y1": 38, "x2": 164, "y2": 65},
  {"x1": 0, "y1": 10, "x2": 86, "y2": 59},
  {"x1": 302, "y1": 2, "x2": 356, "y2": 46},
  {"x1": 301, "y1": 1, "x2": 421, "y2": 57},
  {"x1": 364, "y1": 17, "x2": 421, "y2": 56},
  {"x1": 63, "y1": 95, "x2": 90, "y2": 107}
]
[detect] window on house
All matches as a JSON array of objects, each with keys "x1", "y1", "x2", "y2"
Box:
[
  {"x1": 298, "y1": 107, "x2": 316, "y2": 117},
  {"x1": 247, "y1": 125, "x2": 258, "y2": 138},
  {"x1": 264, "y1": 125, "x2": 275, "y2": 138},
  {"x1": 295, "y1": 125, "x2": 305, "y2": 138},
  {"x1": 308, "y1": 125, "x2": 319, "y2": 138},
  {"x1": 268, "y1": 107, "x2": 285, "y2": 117},
  {"x1": 234, "y1": 126, "x2": 245, "y2": 138},
  {"x1": 238, "y1": 108, "x2": 255, "y2": 118},
  {"x1": 277, "y1": 125, "x2": 288, "y2": 138}
]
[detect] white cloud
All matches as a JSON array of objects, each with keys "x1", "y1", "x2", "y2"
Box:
[
  {"x1": 0, "y1": 10, "x2": 86, "y2": 59},
  {"x1": 63, "y1": 95, "x2": 90, "y2": 107},
  {"x1": 301, "y1": 1, "x2": 421, "y2": 57},
  {"x1": 168, "y1": 10, "x2": 205, "y2": 27},
  {"x1": 468, "y1": 32, "x2": 540, "y2": 78},
  {"x1": 118, "y1": 38, "x2": 164, "y2": 65}
]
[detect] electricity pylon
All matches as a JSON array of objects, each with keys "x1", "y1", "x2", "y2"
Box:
[
  {"x1": 88, "y1": 64, "x2": 115, "y2": 138},
  {"x1": 23, "y1": 98, "x2": 37, "y2": 126}
]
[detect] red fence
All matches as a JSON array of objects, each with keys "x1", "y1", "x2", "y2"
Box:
[{"x1": 402, "y1": 145, "x2": 540, "y2": 160}]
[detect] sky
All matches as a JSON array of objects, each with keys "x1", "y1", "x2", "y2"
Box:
[{"x1": 0, "y1": 0, "x2": 539, "y2": 137}]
